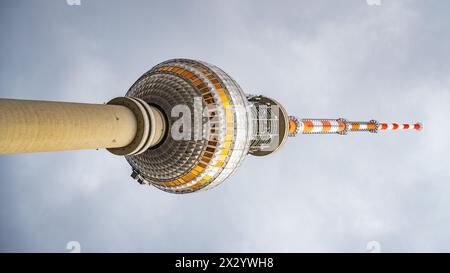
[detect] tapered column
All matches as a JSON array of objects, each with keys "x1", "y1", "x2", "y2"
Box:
[{"x1": 0, "y1": 99, "x2": 138, "y2": 154}]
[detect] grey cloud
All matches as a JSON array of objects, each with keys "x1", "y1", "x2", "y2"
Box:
[{"x1": 0, "y1": 0, "x2": 449, "y2": 252}]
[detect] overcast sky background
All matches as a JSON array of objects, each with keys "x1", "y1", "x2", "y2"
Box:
[{"x1": 0, "y1": 0, "x2": 449, "y2": 252}]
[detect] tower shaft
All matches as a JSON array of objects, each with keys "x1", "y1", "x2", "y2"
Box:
[{"x1": 0, "y1": 99, "x2": 138, "y2": 154}]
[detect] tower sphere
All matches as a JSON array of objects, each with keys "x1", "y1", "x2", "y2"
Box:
[{"x1": 125, "y1": 59, "x2": 255, "y2": 193}]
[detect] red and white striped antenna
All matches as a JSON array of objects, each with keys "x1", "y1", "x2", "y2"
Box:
[{"x1": 288, "y1": 116, "x2": 422, "y2": 137}]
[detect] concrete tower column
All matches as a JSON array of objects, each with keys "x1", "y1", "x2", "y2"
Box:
[{"x1": 0, "y1": 97, "x2": 165, "y2": 155}]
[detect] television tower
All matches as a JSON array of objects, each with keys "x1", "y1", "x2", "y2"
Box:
[{"x1": 0, "y1": 59, "x2": 422, "y2": 193}]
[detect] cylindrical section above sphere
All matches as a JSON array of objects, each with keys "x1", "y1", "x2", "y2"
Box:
[{"x1": 0, "y1": 98, "x2": 138, "y2": 154}]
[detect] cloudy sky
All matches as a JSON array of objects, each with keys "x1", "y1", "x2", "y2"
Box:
[{"x1": 1, "y1": 0, "x2": 449, "y2": 252}]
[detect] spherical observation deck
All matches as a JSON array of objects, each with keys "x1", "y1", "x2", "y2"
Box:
[{"x1": 125, "y1": 59, "x2": 254, "y2": 193}]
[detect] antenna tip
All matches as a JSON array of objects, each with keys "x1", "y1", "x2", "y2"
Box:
[{"x1": 415, "y1": 122, "x2": 423, "y2": 131}]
